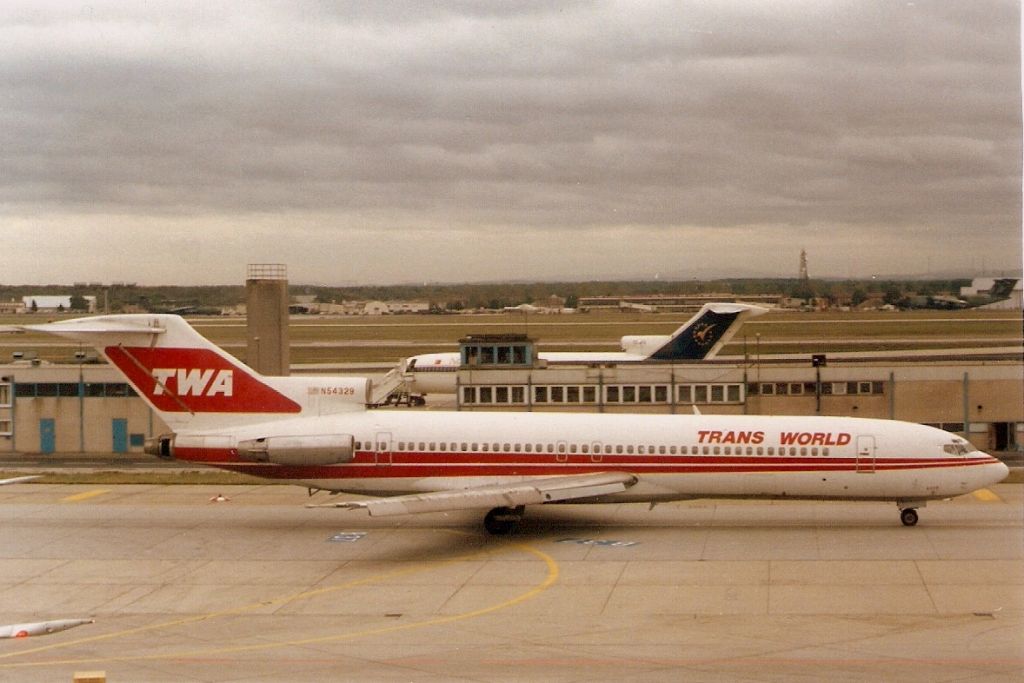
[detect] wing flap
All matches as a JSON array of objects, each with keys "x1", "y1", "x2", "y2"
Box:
[{"x1": 308, "y1": 472, "x2": 637, "y2": 517}]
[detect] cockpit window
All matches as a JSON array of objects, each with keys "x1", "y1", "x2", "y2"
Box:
[{"x1": 943, "y1": 443, "x2": 970, "y2": 455}]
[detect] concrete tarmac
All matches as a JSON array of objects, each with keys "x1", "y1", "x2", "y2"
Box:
[{"x1": 0, "y1": 483, "x2": 1020, "y2": 682}]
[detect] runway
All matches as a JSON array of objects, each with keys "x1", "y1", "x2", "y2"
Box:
[{"x1": 0, "y1": 483, "x2": 1020, "y2": 682}]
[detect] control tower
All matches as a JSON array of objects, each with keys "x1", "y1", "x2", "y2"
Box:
[{"x1": 246, "y1": 263, "x2": 290, "y2": 376}]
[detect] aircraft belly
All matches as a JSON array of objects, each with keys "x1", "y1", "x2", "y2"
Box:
[
  {"x1": 292, "y1": 462, "x2": 1004, "y2": 503},
  {"x1": 628, "y1": 465, "x2": 998, "y2": 502}
]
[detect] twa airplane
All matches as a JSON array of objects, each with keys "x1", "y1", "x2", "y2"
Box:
[
  {"x1": 24, "y1": 315, "x2": 1008, "y2": 534},
  {"x1": 405, "y1": 302, "x2": 767, "y2": 395}
]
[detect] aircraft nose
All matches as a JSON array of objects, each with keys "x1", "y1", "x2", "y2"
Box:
[
  {"x1": 994, "y1": 460, "x2": 1010, "y2": 482},
  {"x1": 985, "y1": 457, "x2": 1010, "y2": 485}
]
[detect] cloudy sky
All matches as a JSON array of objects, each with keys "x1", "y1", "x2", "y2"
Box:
[{"x1": 2, "y1": 1, "x2": 1021, "y2": 285}]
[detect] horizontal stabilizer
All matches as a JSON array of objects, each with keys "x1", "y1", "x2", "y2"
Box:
[
  {"x1": 22, "y1": 318, "x2": 166, "y2": 337},
  {"x1": 308, "y1": 471, "x2": 638, "y2": 516}
]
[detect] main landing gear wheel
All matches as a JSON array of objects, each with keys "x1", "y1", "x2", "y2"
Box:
[
  {"x1": 484, "y1": 506, "x2": 524, "y2": 535},
  {"x1": 900, "y1": 508, "x2": 919, "y2": 527}
]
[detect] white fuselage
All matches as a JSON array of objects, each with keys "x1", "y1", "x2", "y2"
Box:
[
  {"x1": 172, "y1": 411, "x2": 1008, "y2": 505},
  {"x1": 405, "y1": 351, "x2": 652, "y2": 394}
]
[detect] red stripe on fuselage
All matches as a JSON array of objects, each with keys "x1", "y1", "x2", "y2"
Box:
[{"x1": 171, "y1": 447, "x2": 997, "y2": 480}]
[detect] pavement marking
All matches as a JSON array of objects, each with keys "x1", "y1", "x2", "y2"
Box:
[
  {"x1": 0, "y1": 539, "x2": 559, "y2": 669},
  {"x1": 60, "y1": 489, "x2": 110, "y2": 503},
  {"x1": 971, "y1": 488, "x2": 1002, "y2": 502}
]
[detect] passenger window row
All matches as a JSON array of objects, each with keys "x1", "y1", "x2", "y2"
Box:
[{"x1": 352, "y1": 441, "x2": 831, "y2": 457}]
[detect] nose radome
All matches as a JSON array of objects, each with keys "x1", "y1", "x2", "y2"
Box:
[{"x1": 986, "y1": 459, "x2": 1010, "y2": 485}]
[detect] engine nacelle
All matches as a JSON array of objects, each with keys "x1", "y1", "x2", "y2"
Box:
[
  {"x1": 144, "y1": 433, "x2": 176, "y2": 459},
  {"x1": 236, "y1": 434, "x2": 355, "y2": 466},
  {"x1": 620, "y1": 334, "x2": 671, "y2": 355}
]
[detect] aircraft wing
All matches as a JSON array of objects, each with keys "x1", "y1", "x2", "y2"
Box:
[{"x1": 307, "y1": 471, "x2": 638, "y2": 517}]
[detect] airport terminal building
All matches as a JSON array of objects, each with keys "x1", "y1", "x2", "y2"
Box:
[{"x1": 2, "y1": 340, "x2": 1022, "y2": 456}]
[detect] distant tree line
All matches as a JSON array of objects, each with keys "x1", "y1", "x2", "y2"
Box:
[{"x1": 0, "y1": 278, "x2": 974, "y2": 313}]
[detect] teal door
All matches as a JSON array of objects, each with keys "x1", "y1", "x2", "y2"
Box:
[
  {"x1": 40, "y1": 419, "x2": 55, "y2": 454},
  {"x1": 112, "y1": 418, "x2": 128, "y2": 453}
]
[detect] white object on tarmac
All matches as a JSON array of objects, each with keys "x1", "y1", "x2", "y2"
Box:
[
  {"x1": 0, "y1": 618, "x2": 94, "y2": 638},
  {"x1": 0, "y1": 475, "x2": 41, "y2": 486}
]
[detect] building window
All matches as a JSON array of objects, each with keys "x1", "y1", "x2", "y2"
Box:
[
  {"x1": 106, "y1": 384, "x2": 133, "y2": 397},
  {"x1": 511, "y1": 386, "x2": 525, "y2": 403},
  {"x1": 678, "y1": 385, "x2": 692, "y2": 403},
  {"x1": 566, "y1": 386, "x2": 579, "y2": 403},
  {"x1": 495, "y1": 387, "x2": 509, "y2": 403},
  {"x1": 582, "y1": 386, "x2": 596, "y2": 403},
  {"x1": 551, "y1": 386, "x2": 564, "y2": 403},
  {"x1": 462, "y1": 387, "x2": 476, "y2": 404},
  {"x1": 654, "y1": 385, "x2": 668, "y2": 402},
  {"x1": 35, "y1": 384, "x2": 58, "y2": 397},
  {"x1": 479, "y1": 387, "x2": 492, "y2": 403},
  {"x1": 694, "y1": 385, "x2": 708, "y2": 403},
  {"x1": 606, "y1": 386, "x2": 620, "y2": 402},
  {"x1": 534, "y1": 386, "x2": 548, "y2": 403},
  {"x1": 623, "y1": 386, "x2": 636, "y2": 402}
]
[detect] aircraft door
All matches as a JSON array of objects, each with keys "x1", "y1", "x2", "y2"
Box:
[
  {"x1": 374, "y1": 432, "x2": 392, "y2": 466},
  {"x1": 555, "y1": 440, "x2": 568, "y2": 463},
  {"x1": 856, "y1": 435, "x2": 876, "y2": 473}
]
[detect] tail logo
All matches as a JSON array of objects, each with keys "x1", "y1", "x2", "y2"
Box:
[
  {"x1": 692, "y1": 323, "x2": 717, "y2": 346},
  {"x1": 152, "y1": 369, "x2": 233, "y2": 397},
  {"x1": 105, "y1": 346, "x2": 300, "y2": 414}
]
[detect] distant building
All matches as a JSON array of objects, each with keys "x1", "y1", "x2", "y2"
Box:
[
  {"x1": 362, "y1": 300, "x2": 430, "y2": 315},
  {"x1": 21, "y1": 296, "x2": 96, "y2": 313},
  {"x1": 309, "y1": 300, "x2": 430, "y2": 315},
  {"x1": 0, "y1": 300, "x2": 26, "y2": 314}
]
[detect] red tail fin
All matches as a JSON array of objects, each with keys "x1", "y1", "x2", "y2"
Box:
[{"x1": 105, "y1": 346, "x2": 300, "y2": 415}]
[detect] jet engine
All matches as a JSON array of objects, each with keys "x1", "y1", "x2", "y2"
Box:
[
  {"x1": 619, "y1": 334, "x2": 671, "y2": 355},
  {"x1": 236, "y1": 434, "x2": 355, "y2": 466}
]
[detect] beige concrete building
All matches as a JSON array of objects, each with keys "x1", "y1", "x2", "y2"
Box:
[{"x1": 1, "y1": 351, "x2": 1021, "y2": 455}]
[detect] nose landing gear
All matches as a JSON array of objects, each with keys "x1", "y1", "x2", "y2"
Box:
[{"x1": 899, "y1": 507, "x2": 919, "y2": 527}]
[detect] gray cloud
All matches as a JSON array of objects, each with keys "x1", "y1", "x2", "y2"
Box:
[{"x1": 1, "y1": 0, "x2": 1020, "y2": 283}]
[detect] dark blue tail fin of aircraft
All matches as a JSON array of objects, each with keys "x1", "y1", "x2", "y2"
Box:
[{"x1": 648, "y1": 304, "x2": 766, "y2": 361}]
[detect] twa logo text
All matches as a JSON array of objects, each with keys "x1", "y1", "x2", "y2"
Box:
[{"x1": 152, "y1": 369, "x2": 234, "y2": 397}]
